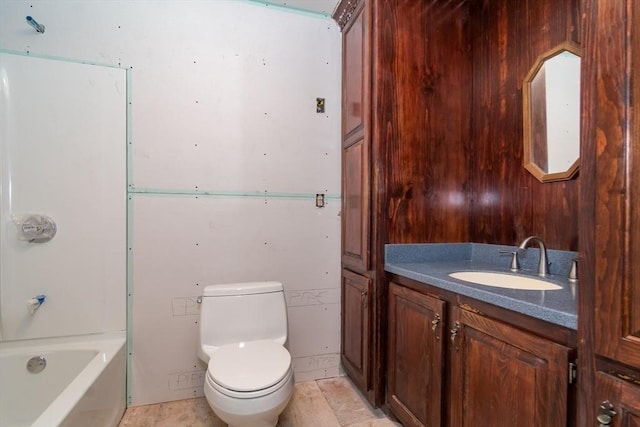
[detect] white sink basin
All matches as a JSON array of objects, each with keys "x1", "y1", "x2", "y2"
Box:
[{"x1": 449, "y1": 271, "x2": 562, "y2": 291}]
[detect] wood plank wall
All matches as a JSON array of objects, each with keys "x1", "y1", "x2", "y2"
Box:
[
  {"x1": 374, "y1": 0, "x2": 472, "y2": 245},
  {"x1": 375, "y1": 0, "x2": 580, "y2": 251},
  {"x1": 469, "y1": 0, "x2": 580, "y2": 249}
]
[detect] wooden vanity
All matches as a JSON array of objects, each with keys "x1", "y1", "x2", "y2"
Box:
[{"x1": 384, "y1": 243, "x2": 577, "y2": 426}]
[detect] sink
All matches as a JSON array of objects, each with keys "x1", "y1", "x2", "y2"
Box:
[{"x1": 448, "y1": 271, "x2": 562, "y2": 291}]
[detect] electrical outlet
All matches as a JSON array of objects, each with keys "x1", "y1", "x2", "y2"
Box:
[{"x1": 316, "y1": 193, "x2": 325, "y2": 208}]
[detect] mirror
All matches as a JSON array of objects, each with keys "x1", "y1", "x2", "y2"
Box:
[{"x1": 523, "y1": 41, "x2": 582, "y2": 182}]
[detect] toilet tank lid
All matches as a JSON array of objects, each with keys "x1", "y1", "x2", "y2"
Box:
[{"x1": 203, "y1": 281, "x2": 283, "y2": 297}]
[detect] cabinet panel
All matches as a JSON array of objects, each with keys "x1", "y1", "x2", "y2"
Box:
[
  {"x1": 342, "y1": 137, "x2": 370, "y2": 271},
  {"x1": 387, "y1": 282, "x2": 446, "y2": 427},
  {"x1": 341, "y1": 269, "x2": 371, "y2": 391},
  {"x1": 595, "y1": 372, "x2": 640, "y2": 426},
  {"x1": 592, "y1": 0, "x2": 640, "y2": 372},
  {"x1": 449, "y1": 307, "x2": 571, "y2": 427},
  {"x1": 342, "y1": 0, "x2": 368, "y2": 142}
]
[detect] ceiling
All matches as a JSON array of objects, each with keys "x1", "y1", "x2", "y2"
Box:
[{"x1": 265, "y1": 0, "x2": 341, "y2": 16}]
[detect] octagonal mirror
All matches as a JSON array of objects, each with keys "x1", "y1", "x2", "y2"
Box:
[{"x1": 523, "y1": 41, "x2": 582, "y2": 183}]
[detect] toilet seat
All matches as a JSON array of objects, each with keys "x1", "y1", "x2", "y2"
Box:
[
  {"x1": 207, "y1": 365, "x2": 293, "y2": 399},
  {"x1": 207, "y1": 340, "x2": 292, "y2": 398}
]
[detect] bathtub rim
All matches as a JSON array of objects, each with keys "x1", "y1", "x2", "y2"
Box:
[{"x1": 0, "y1": 330, "x2": 126, "y2": 427}]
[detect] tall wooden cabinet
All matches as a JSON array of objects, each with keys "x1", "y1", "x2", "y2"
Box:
[
  {"x1": 337, "y1": 0, "x2": 379, "y2": 404},
  {"x1": 580, "y1": 0, "x2": 640, "y2": 424},
  {"x1": 335, "y1": 0, "x2": 472, "y2": 406}
]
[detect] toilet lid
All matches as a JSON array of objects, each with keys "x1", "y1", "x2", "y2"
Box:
[{"x1": 208, "y1": 340, "x2": 291, "y2": 392}]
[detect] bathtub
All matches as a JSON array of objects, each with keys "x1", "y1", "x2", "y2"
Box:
[{"x1": 0, "y1": 331, "x2": 126, "y2": 427}]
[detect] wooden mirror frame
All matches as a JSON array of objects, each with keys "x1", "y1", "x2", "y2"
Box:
[{"x1": 523, "y1": 41, "x2": 582, "y2": 183}]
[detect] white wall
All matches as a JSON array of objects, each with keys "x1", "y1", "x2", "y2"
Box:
[{"x1": 0, "y1": 0, "x2": 342, "y2": 406}]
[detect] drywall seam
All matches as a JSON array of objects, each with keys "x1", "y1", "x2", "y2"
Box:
[
  {"x1": 244, "y1": 0, "x2": 335, "y2": 18},
  {"x1": 128, "y1": 187, "x2": 341, "y2": 200}
]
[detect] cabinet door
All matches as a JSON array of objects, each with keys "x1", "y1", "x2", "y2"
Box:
[
  {"x1": 342, "y1": 0, "x2": 369, "y2": 143},
  {"x1": 387, "y1": 282, "x2": 446, "y2": 427},
  {"x1": 342, "y1": 137, "x2": 370, "y2": 271},
  {"x1": 595, "y1": 372, "x2": 640, "y2": 426},
  {"x1": 591, "y1": 0, "x2": 640, "y2": 372},
  {"x1": 341, "y1": 269, "x2": 371, "y2": 391},
  {"x1": 449, "y1": 307, "x2": 571, "y2": 427}
]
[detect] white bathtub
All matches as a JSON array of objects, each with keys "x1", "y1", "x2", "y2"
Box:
[{"x1": 0, "y1": 331, "x2": 126, "y2": 427}]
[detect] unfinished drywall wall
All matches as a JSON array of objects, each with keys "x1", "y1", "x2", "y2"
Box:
[{"x1": 0, "y1": 0, "x2": 341, "y2": 406}]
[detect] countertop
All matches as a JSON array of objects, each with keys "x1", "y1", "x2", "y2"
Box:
[{"x1": 384, "y1": 243, "x2": 578, "y2": 330}]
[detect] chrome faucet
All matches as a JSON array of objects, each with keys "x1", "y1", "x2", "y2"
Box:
[{"x1": 518, "y1": 236, "x2": 550, "y2": 277}]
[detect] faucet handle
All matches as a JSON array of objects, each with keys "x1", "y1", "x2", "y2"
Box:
[
  {"x1": 500, "y1": 250, "x2": 521, "y2": 272},
  {"x1": 568, "y1": 258, "x2": 578, "y2": 282}
]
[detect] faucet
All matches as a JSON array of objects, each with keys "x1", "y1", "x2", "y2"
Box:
[{"x1": 518, "y1": 236, "x2": 550, "y2": 277}]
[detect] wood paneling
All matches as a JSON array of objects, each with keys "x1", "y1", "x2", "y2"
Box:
[
  {"x1": 468, "y1": 0, "x2": 580, "y2": 250},
  {"x1": 369, "y1": 0, "x2": 580, "y2": 251},
  {"x1": 373, "y1": 0, "x2": 471, "y2": 246}
]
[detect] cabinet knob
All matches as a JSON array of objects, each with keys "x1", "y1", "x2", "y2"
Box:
[
  {"x1": 431, "y1": 313, "x2": 441, "y2": 341},
  {"x1": 597, "y1": 400, "x2": 616, "y2": 426},
  {"x1": 450, "y1": 321, "x2": 461, "y2": 350}
]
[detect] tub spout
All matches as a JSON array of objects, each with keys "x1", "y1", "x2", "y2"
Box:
[{"x1": 27, "y1": 294, "x2": 46, "y2": 315}]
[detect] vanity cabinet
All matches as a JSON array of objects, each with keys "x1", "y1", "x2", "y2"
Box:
[{"x1": 388, "y1": 279, "x2": 574, "y2": 427}]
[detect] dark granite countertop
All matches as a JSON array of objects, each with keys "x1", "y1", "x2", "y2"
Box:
[{"x1": 384, "y1": 243, "x2": 578, "y2": 330}]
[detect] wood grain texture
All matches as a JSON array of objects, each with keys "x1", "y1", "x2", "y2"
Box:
[
  {"x1": 374, "y1": 0, "x2": 471, "y2": 245},
  {"x1": 343, "y1": 138, "x2": 370, "y2": 271},
  {"x1": 449, "y1": 307, "x2": 571, "y2": 427},
  {"x1": 468, "y1": 0, "x2": 580, "y2": 249},
  {"x1": 575, "y1": 0, "x2": 596, "y2": 421},
  {"x1": 582, "y1": 0, "x2": 640, "y2": 424},
  {"x1": 387, "y1": 282, "x2": 446, "y2": 427},
  {"x1": 341, "y1": 269, "x2": 372, "y2": 393}
]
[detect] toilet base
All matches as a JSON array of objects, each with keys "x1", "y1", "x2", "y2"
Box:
[{"x1": 204, "y1": 369, "x2": 294, "y2": 427}]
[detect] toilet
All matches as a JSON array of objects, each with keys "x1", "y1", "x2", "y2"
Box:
[{"x1": 198, "y1": 281, "x2": 294, "y2": 427}]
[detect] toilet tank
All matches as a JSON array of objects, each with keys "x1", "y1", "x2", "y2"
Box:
[{"x1": 199, "y1": 282, "x2": 288, "y2": 361}]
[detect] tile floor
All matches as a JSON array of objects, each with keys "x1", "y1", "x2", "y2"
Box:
[{"x1": 119, "y1": 376, "x2": 400, "y2": 427}]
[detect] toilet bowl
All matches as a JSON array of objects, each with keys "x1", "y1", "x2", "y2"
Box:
[{"x1": 198, "y1": 282, "x2": 294, "y2": 427}]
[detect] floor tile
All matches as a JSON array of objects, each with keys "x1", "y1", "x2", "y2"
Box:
[
  {"x1": 346, "y1": 419, "x2": 403, "y2": 427},
  {"x1": 277, "y1": 381, "x2": 341, "y2": 427},
  {"x1": 118, "y1": 377, "x2": 397, "y2": 427},
  {"x1": 316, "y1": 377, "x2": 378, "y2": 426},
  {"x1": 118, "y1": 398, "x2": 224, "y2": 427}
]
